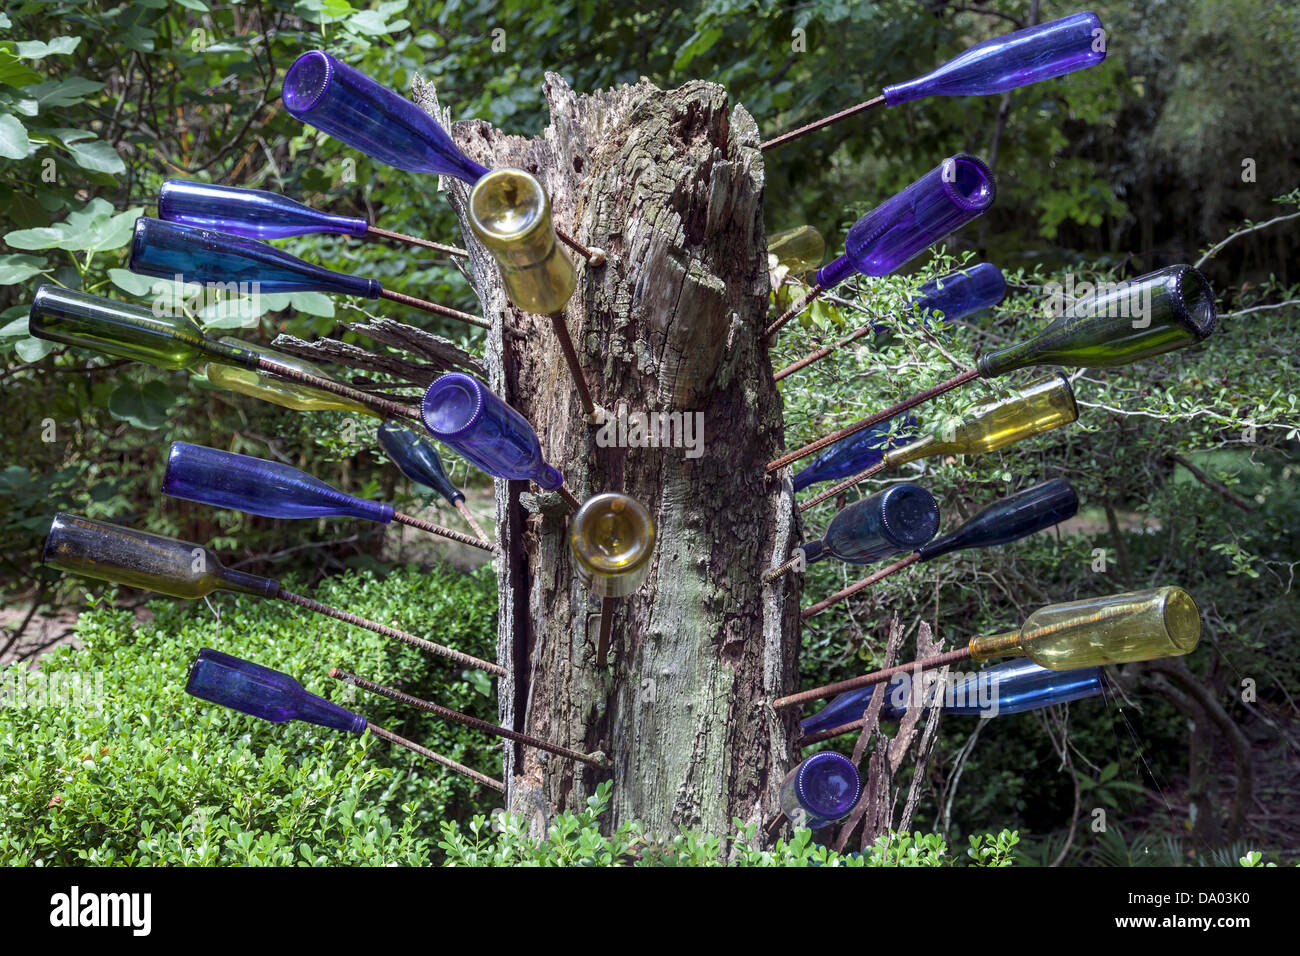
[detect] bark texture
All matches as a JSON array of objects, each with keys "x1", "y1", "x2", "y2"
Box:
[{"x1": 410, "y1": 73, "x2": 804, "y2": 837}]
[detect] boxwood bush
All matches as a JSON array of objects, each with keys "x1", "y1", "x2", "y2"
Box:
[{"x1": 0, "y1": 565, "x2": 501, "y2": 865}]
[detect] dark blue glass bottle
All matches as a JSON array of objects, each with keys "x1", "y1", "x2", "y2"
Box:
[
  {"x1": 129, "y1": 217, "x2": 379, "y2": 297},
  {"x1": 283, "y1": 50, "x2": 489, "y2": 184},
  {"x1": 916, "y1": 478, "x2": 1077, "y2": 562},
  {"x1": 816, "y1": 154, "x2": 995, "y2": 287},
  {"x1": 778, "y1": 753, "x2": 862, "y2": 829},
  {"x1": 802, "y1": 482, "x2": 939, "y2": 566},
  {"x1": 163, "y1": 441, "x2": 394, "y2": 523},
  {"x1": 376, "y1": 421, "x2": 465, "y2": 506},
  {"x1": 421, "y1": 373, "x2": 563, "y2": 490},
  {"x1": 792, "y1": 414, "x2": 917, "y2": 492},
  {"x1": 801, "y1": 658, "x2": 1105, "y2": 734},
  {"x1": 158, "y1": 179, "x2": 369, "y2": 241},
  {"x1": 883, "y1": 12, "x2": 1106, "y2": 106},
  {"x1": 186, "y1": 648, "x2": 367, "y2": 733}
]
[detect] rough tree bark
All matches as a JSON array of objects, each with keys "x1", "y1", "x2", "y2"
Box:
[{"x1": 414, "y1": 73, "x2": 805, "y2": 839}]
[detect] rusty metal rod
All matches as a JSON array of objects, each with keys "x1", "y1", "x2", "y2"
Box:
[
  {"x1": 275, "y1": 586, "x2": 505, "y2": 676},
  {"x1": 772, "y1": 645, "x2": 972, "y2": 711},
  {"x1": 454, "y1": 499, "x2": 494, "y2": 546},
  {"x1": 555, "y1": 226, "x2": 606, "y2": 266},
  {"x1": 801, "y1": 552, "x2": 921, "y2": 620},
  {"x1": 764, "y1": 283, "x2": 824, "y2": 340},
  {"x1": 548, "y1": 311, "x2": 597, "y2": 419},
  {"x1": 766, "y1": 367, "x2": 980, "y2": 473},
  {"x1": 378, "y1": 287, "x2": 493, "y2": 331},
  {"x1": 596, "y1": 596, "x2": 616, "y2": 667},
  {"x1": 799, "y1": 460, "x2": 889, "y2": 512},
  {"x1": 760, "y1": 94, "x2": 887, "y2": 152},
  {"x1": 255, "y1": 357, "x2": 422, "y2": 422},
  {"x1": 774, "y1": 320, "x2": 880, "y2": 381},
  {"x1": 335, "y1": 670, "x2": 606, "y2": 768},
  {"x1": 391, "y1": 511, "x2": 496, "y2": 552},
  {"x1": 364, "y1": 224, "x2": 468, "y2": 258},
  {"x1": 367, "y1": 722, "x2": 504, "y2": 791}
]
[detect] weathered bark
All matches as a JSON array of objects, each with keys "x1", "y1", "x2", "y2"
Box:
[{"x1": 410, "y1": 73, "x2": 803, "y2": 837}]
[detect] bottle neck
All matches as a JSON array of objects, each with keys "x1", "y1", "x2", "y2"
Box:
[
  {"x1": 215, "y1": 567, "x2": 281, "y2": 598},
  {"x1": 967, "y1": 629, "x2": 1025, "y2": 663},
  {"x1": 814, "y1": 254, "x2": 856, "y2": 290}
]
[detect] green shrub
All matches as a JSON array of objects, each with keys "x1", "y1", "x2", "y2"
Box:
[
  {"x1": 438, "y1": 781, "x2": 1022, "y2": 867},
  {"x1": 0, "y1": 564, "x2": 500, "y2": 865}
]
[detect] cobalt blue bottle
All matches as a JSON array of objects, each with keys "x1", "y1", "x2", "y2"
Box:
[
  {"x1": 158, "y1": 179, "x2": 370, "y2": 241},
  {"x1": 421, "y1": 373, "x2": 563, "y2": 490},
  {"x1": 130, "y1": 217, "x2": 379, "y2": 297},
  {"x1": 778, "y1": 752, "x2": 862, "y2": 829},
  {"x1": 283, "y1": 50, "x2": 489, "y2": 184},
  {"x1": 163, "y1": 442, "x2": 394, "y2": 523},
  {"x1": 186, "y1": 648, "x2": 367, "y2": 733},
  {"x1": 377, "y1": 421, "x2": 466, "y2": 506},
  {"x1": 792, "y1": 415, "x2": 917, "y2": 492}
]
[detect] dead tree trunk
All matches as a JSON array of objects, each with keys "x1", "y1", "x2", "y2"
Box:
[{"x1": 408, "y1": 74, "x2": 804, "y2": 838}]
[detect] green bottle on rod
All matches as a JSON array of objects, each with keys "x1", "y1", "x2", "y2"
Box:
[{"x1": 978, "y1": 265, "x2": 1217, "y2": 376}]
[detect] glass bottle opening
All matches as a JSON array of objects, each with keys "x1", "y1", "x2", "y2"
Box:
[
  {"x1": 283, "y1": 50, "x2": 333, "y2": 113},
  {"x1": 1162, "y1": 587, "x2": 1202, "y2": 651},
  {"x1": 470, "y1": 169, "x2": 547, "y2": 247},
  {"x1": 570, "y1": 493, "x2": 656, "y2": 596},
  {"x1": 421, "y1": 375, "x2": 484, "y2": 438},
  {"x1": 796, "y1": 752, "x2": 862, "y2": 821},
  {"x1": 1173, "y1": 267, "x2": 1218, "y2": 337},
  {"x1": 942, "y1": 155, "x2": 996, "y2": 211}
]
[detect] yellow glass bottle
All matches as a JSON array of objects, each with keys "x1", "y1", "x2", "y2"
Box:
[
  {"x1": 569, "y1": 493, "x2": 656, "y2": 598},
  {"x1": 768, "y1": 225, "x2": 826, "y2": 275},
  {"x1": 206, "y1": 339, "x2": 379, "y2": 417},
  {"x1": 968, "y1": 586, "x2": 1201, "y2": 668},
  {"x1": 883, "y1": 373, "x2": 1077, "y2": 468},
  {"x1": 469, "y1": 168, "x2": 577, "y2": 315}
]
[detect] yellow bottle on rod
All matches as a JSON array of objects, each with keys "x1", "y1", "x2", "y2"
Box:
[
  {"x1": 206, "y1": 339, "x2": 380, "y2": 417},
  {"x1": 969, "y1": 586, "x2": 1201, "y2": 668},
  {"x1": 570, "y1": 493, "x2": 657, "y2": 598},
  {"x1": 768, "y1": 225, "x2": 826, "y2": 276},
  {"x1": 469, "y1": 168, "x2": 578, "y2": 316}
]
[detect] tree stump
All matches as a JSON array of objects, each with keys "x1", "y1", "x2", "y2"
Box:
[{"x1": 405, "y1": 73, "x2": 805, "y2": 838}]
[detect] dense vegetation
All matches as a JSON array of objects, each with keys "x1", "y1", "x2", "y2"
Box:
[{"x1": 1, "y1": 1, "x2": 1296, "y2": 864}]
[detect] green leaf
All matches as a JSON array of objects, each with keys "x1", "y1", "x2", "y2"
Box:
[
  {"x1": 0, "y1": 113, "x2": 31, "y2": 159},
  {"x1": 287, "y1": 291, "x2": 334, "y2": 317},
  {"x1": 3, "y1": 226, "x2": 64, "y2": 250},
  {"x1": 15, "y1": 38, "x2": 82, "y2": 59},
  {"x1": 82, "y1": 206, "x2": 142, "y2": 252},
  {"x1": 108, "y1": 268, "x2": 159, "y2": 297},
  {"x1": 673, "y1": 28, "x2": 723, "y2": 70},
  {"x1": 348, "y1": 10, "x2": 393, "y2": 35},
  {"x1": 27, "y1": 77, "x2": 106, "y2": 111},
  {"x1": 0, "y1": 51, "x2": 42, "y2": 88},
  {"x1": 0, "y1": 253, "x2": 46, "y2": 284},
  {"x1": 174, "y1": 0, "x2": 211, "y2": 9},
  {"x1": 107, "y1": 380, "x2": 176, "y2": 429},
  {"x1": 15, "y1": 335, "x2": 54, "y2": 362},
  {"x1": 67, "y1": 139, "x2": 125, "y2": 175}
]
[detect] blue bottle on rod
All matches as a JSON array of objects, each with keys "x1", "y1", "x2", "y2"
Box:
[
  {"x1": 778, "y1": 753, "x2": 862, "y2": 829},
  {"x1": 421, "y1": 373, "x2": 564, "y2": 490}
]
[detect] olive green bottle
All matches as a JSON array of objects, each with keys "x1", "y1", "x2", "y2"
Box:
[
  {"x1": 42, "y1": 513, "x2": 279, "y2": 600},
  {"x1": 977, "y1": 266, "x2": 1217, "y2": 377},
  {"x1": 207, "y1": 339, "x2": 379, "y2": 417},
  {"x1": 468, "y1": 168, "x2": 577, "y2": 315},
  {"x1": 968, "y1": 586, "x2": 1201, "y2": 668},
  {"x1": 883, "y1": 373, "x2": 1077, "y2": 467},
  {"x1": 28, "y1": 284, "x2": 255, "y2": 370},
  {"x1": 768, "y1": 225, "x2": 826, "y2": 275}
]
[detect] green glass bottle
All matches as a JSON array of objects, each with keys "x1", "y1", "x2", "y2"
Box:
[
  {"x1": 883, "y1": 374, "x2": 1077, "y2": 467},
  {"x1": 42, "y1": 513, "x2": 279, "y2": 600},
  {"x1": 968, "y1": 586, "x2": 1201, "y2": 669},
  {"x1": 207, "y1": 339, "x2": 379, "y2": 417},
  {"x1": 977, "y1": 266, "x2": 1217, "y2": 377},
  {"x1": 28, "y1": 285, "x2": 255, "y2": 370},
  {"x1": 768, "y1": 225, "x2": 826, "y2": 275},
  {"x1": 468, "y1": 168, "x2": 577, "y2": 315}
]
